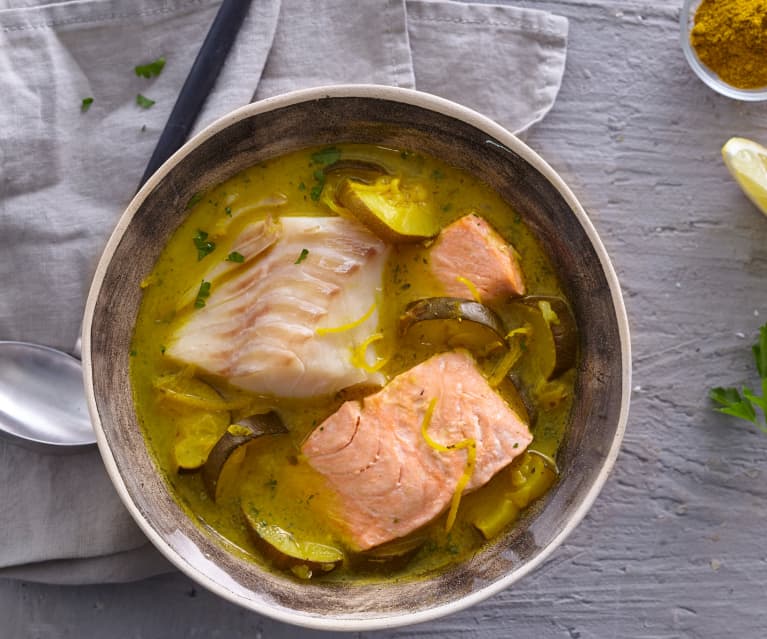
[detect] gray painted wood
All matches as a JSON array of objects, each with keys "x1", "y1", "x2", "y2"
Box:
[{"x1": 3, "y1": 0, "x2": 766, "y2": 637}]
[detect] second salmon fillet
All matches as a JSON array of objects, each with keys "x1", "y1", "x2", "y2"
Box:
[
  {"x1": 301, "y1": 351, "x2": 532, "y2": 550},
  {"x1": 428, "y1": 213, "x2": 525, "y2": 302}
]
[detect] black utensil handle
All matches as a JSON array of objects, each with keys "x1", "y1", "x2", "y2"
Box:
[{"x1": 138, "y1": 0, "x2": 254, "y2": 189}]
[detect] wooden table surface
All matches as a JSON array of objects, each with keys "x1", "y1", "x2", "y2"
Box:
[{"x1": 4, "y1": 1, "x2": 767, "y2": 637}]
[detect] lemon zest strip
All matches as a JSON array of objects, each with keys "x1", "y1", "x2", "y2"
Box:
[
  {"x1": 316, "y1": 302, "x2": 376, "y2": 336},
  {"x1": 537, "y1": 300, "x2": 560, "y2": 327},
  {"x1": 420, "y1": 397, "x2": 477, "y2": 532},
  {"x1": 455, "y1": 276, "x2": 482, "y2": 303},
  {"x1": 487, "y1": 325, "x2": 532, "y2": 387},
  {"x1": 350, "y1": 332, "x2": 390, "y2": 373}
]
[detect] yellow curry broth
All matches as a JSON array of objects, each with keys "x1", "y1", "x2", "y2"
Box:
[{"x1": 130, "y1": 143, "x2": 574, "y2": 581}]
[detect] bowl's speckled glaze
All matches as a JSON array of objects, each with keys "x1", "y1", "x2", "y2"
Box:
[{"x1": 82, "y1": 85, "x2": 631, "y2": 631}]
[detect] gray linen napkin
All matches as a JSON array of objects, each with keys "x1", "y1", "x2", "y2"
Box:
[{"x1": 0, "y1": 0, "x2": 568, "y2": 584}]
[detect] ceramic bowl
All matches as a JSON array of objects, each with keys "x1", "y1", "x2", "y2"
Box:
[
  {"x1": 83, "y1": 85, "x2": 631, "y2": 631},
  {"x1": 680, "y1": 0, "x2": 767, "y2": 101}
]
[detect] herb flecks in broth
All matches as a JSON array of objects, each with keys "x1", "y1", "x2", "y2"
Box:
[{"x1": 130, "y1": 144, "x2": 576, "y2": 583}]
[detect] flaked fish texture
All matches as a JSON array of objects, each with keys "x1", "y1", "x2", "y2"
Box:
[
  {"x1": 429, "y1": 213, "x2": 525, "y2": 301},
  {"x1": 167, "y1": 216, "x2": 390, "y2": 397},
  {"x1": 302, "y1": 351, "x2": 533, "y2": 550}
]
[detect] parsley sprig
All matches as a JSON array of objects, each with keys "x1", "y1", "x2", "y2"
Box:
[{"x1": 710, "y1": 322, "x2": 767, "y2": 434}]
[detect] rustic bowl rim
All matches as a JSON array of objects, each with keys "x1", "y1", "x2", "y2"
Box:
[{"x1": 82, "y1": 84, "x2": 631, "y2": 631}]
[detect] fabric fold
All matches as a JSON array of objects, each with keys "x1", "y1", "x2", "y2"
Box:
[
  {"x1": 407, "y1": 0, "x2": 568, "y2": 135},
  {"x1": 252, "y1": 0, "x2": 415, "y2": 100}
]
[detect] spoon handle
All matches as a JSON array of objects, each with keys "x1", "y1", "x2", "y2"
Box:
[{"x1": 138, "y1": 0, "x2": 254, "y2": 189}]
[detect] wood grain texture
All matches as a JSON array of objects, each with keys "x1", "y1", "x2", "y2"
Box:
[{"x1": 2, "y1": 0, "x2": 766, "y2": 637}]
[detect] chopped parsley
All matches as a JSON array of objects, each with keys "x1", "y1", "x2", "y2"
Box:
[
  {"x1": 193, "y1": 230, "x2": 216, "y2": 260},
  {"x1": 81, "y1": 97, "x2": 94, "y2": 112},
  {"x1": 136, "y1": 93, "x2": 156, "y2": 109},
  {"x1": 226, "y1": 251, "x2": 245, "y2": 263},
  {"x1": 194, "y1": 280, "x2": 211, "y2": 308},
  {"x1": 294, "y1": 248, "x2": 309, "y2": 264},
  {"x1": 310, "y1": 146, "x2": 341, "y2": 165},
  {"x1": 310, "y1": 169, "x2": 325, "y2": 202},
  {"x1": 134, "y1": 56, "x2": 166, "y2": 78},
  {"x1": 186, "y1": 192, "x2": 203, "y2": 209},
  {"x1": 298, "y1": 181, "x2": 306, "y2": 191},
  {"x1": 224, "y1": 206, "x2": 232, "y2": 217}
]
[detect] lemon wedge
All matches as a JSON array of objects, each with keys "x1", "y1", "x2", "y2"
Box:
[{"x1": 722, "y1": 137, "x2": 767, "y2": 216}]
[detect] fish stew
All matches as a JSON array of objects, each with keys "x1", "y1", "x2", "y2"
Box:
[{"x1": 130, "y1": 143, "x2": 576, "y2": 582}]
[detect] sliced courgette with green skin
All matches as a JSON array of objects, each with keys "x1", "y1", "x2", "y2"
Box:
[
  {"x1": 400, "y1": 297, "x2": 507, "y2": 343},
  {"x1": 173, "y1": 411, "x2": 230, "y2": 472},
  {"x1": 351, "y1": 533, "x2": 427, "y2": 571},
  {"x1": 202, "y1": 411, "x2": 287, "y2": 500},
  {"x1": 519, "y1": 296, "x2": 578, "y2": 379},
  {"x1": 242, "y1": 510, "x2": 344, "y2": 579},
  {"x1": 322, "y1": 159, "x2": 390, "y2": 183},
  {"x1": 501, "y1": 372, "x2": 538, "y2": 427},
  {"x1": 336, "y1": 176, "x2": 440, "y2": 243}
]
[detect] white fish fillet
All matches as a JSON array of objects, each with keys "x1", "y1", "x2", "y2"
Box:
[{"x1": 167, "y1": 216, "x2": 390, "y2": 397}]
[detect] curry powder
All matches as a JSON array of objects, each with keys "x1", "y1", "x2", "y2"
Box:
[{"x1": 690, "y1": 0, "x2": 767, "y2": 89}]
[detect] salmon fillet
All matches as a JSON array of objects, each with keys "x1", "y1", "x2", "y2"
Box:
[
  {"x1": 301, "y1": 351, "x2": 532, "y2": 550},
  {"x1": 428, "y1": 213, "x2": 525, "y2": 301}
]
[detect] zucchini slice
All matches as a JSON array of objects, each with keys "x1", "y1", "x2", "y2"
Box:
[
  {"x1": 202, "y1": 411, "x2": 287, "y2": 500},
  {"x1": 520, "y1": 296, "x2": 578, "y2": 379},
  {"x1": 322, "y1": 159, "x2": 389, "y2": 183},
  {"x1": 336, "y1": 176, "x2": 440, "y2": 242},
  {"x1": 399, "y1": 297, "x2": 507, "y2": 349},
  {"x1": 243, "y1": 511, "x2": 344, "y2": 579}
]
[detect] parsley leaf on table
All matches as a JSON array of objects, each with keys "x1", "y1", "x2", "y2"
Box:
[
  {"x1": 81, "y1": 97, "x2": 94, "y2": 112},
  {"x1": 710, "y1": 322, "x2": 767, "y2": 434},
  {"x1": 134, "y1": 57, "x2": 166, "y2": 78},
  {"x1": 136, "y1": 93, "x2": 156, "y2": 109}
]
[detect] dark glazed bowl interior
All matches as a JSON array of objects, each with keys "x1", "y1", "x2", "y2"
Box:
[{"x1": 85, "y1": 87, "x2": 629, "y2": 630}]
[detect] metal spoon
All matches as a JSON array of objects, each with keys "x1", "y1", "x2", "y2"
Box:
[{"x1": 0, "y1": 0, "x2": 253, "y2": 454}]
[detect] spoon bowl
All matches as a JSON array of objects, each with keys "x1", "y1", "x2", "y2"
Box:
[{"x1": 0, "y1": 341, "x2": 94, "y2": 453}]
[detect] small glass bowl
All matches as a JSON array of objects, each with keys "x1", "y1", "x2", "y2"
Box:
[{"x1": 680, "y1": 0, "x2": 767, "y2": 101}]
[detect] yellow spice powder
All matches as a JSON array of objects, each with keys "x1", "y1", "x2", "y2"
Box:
[{"x1": 690, "y1": 0, "x2": 767, "y2": 89}]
